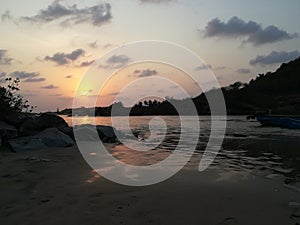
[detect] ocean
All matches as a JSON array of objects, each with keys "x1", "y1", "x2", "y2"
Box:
[{"x1": 62, "y1": 115, "x2": 300, "y2": 189}]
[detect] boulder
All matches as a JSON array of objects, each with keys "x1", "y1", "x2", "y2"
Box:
[
  {"x1": 96, "y1": 125, "x2": 116, "y2": 139},
  {"x1": 0, "y1": 121, "x2": 18, "y2": 140},
  {"x1": 73, "y1": 125, "x2": 100, "y2": 141},
  {"x1": 8, "y1": 127, "x2": 74, "y2": 152},
  {"x1": 73, "y1": 124, "x2": 120, "y2": 142},
  {"x1": 37, "y1": 128, "x2": 74, "y2": 147},
  {"x1": 58, "y1": 126, "x2": 74, "y2": 140},
  {"x1": 19, "y1": 113, "x2": 69, "y2": 136},
  {"x1": 8, "y1": 136, "x2": 48, "y2": 152},
  {"x1": 5, "y1": 112, "x2": 37, "y2": 128}
]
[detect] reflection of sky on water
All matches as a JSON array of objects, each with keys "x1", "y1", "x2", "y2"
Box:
[{"x1": 65, "y1": 116, "x2": 300, "y2": 188}]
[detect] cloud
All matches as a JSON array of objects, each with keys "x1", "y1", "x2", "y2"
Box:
[
  {"x1": 79, "y1": 60, "x2": 95, "y2": 67},
  {"x1": 89, "y1": 41, "x2": 98, "y2": 49},
  {"x1": 247, "y1": 25, "x2": 299, "y2": 46},
  {"x1": 236, "y1": 68, "x2": 251, "y2": 74},
  {"x1": 136, "y1": 69, "x2": 158, "y2": 77},
  {"x1": 250, "y1": 51, "x2": 300, "y2": 66},
  {"x1": 202, "y1": 16, "x2": 298, "y2": 46},
  {"x1": 10, "y1": 71, "x2": 46, "y2": 82},
  {"x1": 195, "y1": 64, "x2": 212, "y2": 71},
  {"x1": 44, "y1": 49, "x2": 85, "y2": 66},
  {"x1": 0, "y1": 49, "x2": 13, "y2": 65},
  {"x1": 11, "y1": 71, "x2": 39, "y2": 79},
  {"x1": 1, "y1": 10, "x2": 12, "y2": 21},
  {"x1": 102, "y1": 54, "x2": 131, "y2": 69},
  {"x1": 24, "y1": 77, "x2": 46, "y2": 82},
  {"x1": 65, "y1": 75, "x2": 72, "y2": 79},
  {"x1": 41, "y1": 84, "x2": 58, "y2": 89},
  {"x1": 21, "y1": 1, "x2": 112, "y2": 27}
]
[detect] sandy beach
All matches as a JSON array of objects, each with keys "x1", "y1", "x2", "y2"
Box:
[{"x1": 1, "y1": 143, "x2": 300, "y2": 225}]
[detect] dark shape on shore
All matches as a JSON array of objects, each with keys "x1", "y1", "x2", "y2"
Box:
[{"x1": 60, "y1": 57, "x2": 300, "y2": 116}]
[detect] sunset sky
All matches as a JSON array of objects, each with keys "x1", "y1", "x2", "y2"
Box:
[{"x1": 1, "y1": 0, "x2": 300, "y2": 111}]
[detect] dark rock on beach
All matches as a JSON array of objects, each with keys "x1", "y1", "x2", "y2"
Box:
[
  {"x1": 0, "y1": 112, "x2": 120, "y2": 152},
  {"x1": 73, "y1": 124, "x2": 120, "y2": 143},
  {"x1": 5, "y1": 112, "x2": 36, "y2": 128},
  {"x1": 8, "y1": 127, "x2": 74, "y2": 152},
  {"x1": 19, "y1": 113, "x2": 68, "y2": 136}
]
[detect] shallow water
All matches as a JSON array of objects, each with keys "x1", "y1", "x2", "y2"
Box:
[{"x1": 63, "y1": 115, "x2": 300, "y2": 188}]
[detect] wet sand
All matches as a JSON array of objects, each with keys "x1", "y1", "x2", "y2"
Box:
[{"x1": 1, "y1": 145, "x2": 300, "y2": 225}]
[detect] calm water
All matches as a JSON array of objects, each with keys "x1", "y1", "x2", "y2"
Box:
[{"x1": 63, "y1": 115, "x2": 300, "y2": 189}]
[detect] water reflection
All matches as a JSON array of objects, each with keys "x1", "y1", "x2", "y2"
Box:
[{"x1": 63, "y1": 116, "x2": 300, "y2": 188}]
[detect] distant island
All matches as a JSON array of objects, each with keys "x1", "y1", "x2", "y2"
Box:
[{"x1": 59, "y1": 57, "x2": 300, "y2": 116}]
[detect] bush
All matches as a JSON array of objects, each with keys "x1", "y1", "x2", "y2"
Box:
[{"x1": 0, "y1": 78, "x2": 34, "y2": 116}]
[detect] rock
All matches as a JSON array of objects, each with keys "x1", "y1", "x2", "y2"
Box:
[
  {"x1": 58, "y1": 126, "x2": 74, "y2": 140},
  {"x1": 73, "y1": 124, "x2": 100, "y2": 141},
  {"x1": 5, "y1": 112, "x2": 37, "y2": 128},
  {"x1": 96, "y1": 125, "x2": 116, "y2": 139},
  {"x1": 8, "y1": 136, "x2": 47, "y2": 152},
  {"x1": 19, "y1": 113, "x2": 69, "y2": 136},
  {"x1": 0, "y1": 121, "x2": 18, "y2": 141},
  {"x1": 8, "y1": 127, "x2": 74, "y2": 152},
  {"x1": 73, "y1": 124, "x2": 120, "y2": 142},
  {"x1": 37, "y1": 128, "x2": 74, "y2": 147}
]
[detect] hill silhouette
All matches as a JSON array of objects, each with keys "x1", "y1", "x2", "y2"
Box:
[{"x1": 60, "y1": 57, "x2": 300, "y2": 116}]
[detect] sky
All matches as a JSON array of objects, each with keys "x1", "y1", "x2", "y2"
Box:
[{"x1": 0, "y1": 0, "x2": 300, "y2": 111}]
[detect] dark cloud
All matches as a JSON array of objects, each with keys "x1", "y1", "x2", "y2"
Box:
[
  {"x1": 103, "y1": 54, "x2": 130, "y2": 69},
  {"x1": 236, "y1": 68, "x2": 251, "y2": 74},
  {"x1": 1, "y1": 10, "x2": 12, "y2": 21},
  {"x1": 0, "y1": 49, "x2": 13, "y2": 65},
  {"x1": 24, "y1": 77, "x2": 46, "y2": 82},
  {"x1": 79, "y1": 60, "x2": 95, "y2": 67},
  {"x1": 10, "y1": 71, "x2": 46, "y2": 82},
  {"x1": 21, "y1": 1, "x2": 112, "y2": 27},
  {"x1": 136, "y1": 69, "x2": 158, "y2": 77},
  {"x1": 247, "y1": 25, "x2": 299, "y2": 46},
  {"x1": 11, "y1": 71, "x2": 39, "y2": 79},
  {"x1": 202, "y1": 17, "x2": 298, "y2": 46},
  {"x1": 41, "y1": 84, "x2": 58, "y2": 89},
  {"x1": 65, "y1": 75, "x2": 72, "y2": 79},
  {"x1": 44, "y1": 49, "x2": 85, "y2": 66},
  {"x1": 195, "y1": 64, "x2": 212, "y2": 71},
  {"x1": 250, "y1": 51, "x2": 300, "y2": 66}
]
